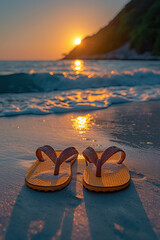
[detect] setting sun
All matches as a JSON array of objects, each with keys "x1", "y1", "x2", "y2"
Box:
[{"x1": 75, "y1": 38, "x2": 81, "y2": 45}]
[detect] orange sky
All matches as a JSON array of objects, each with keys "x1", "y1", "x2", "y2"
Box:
[{"x1": 0, "y1": 0, "x2": 129, "y2": 60}]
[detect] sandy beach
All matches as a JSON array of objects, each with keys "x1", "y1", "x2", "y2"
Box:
[
  {"x1": 1, "y1": 0, "x2": 160, "y2": 238},
  {"x1": 0, "y1": 101, "x2": 159, "y2": 240}
]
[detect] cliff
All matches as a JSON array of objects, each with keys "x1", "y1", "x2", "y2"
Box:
[{"x1": 64, "y1": 0, "x2": 160, "y2": 59}]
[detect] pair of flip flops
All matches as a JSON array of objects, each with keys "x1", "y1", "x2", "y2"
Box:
[{"x1": 25, "y1": 145, "x2": 130, "y2": 192}]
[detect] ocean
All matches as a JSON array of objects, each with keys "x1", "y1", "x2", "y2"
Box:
[
  {"x1": 0, "y1": 60, "x2": 160, "y2": 240},
  {"x1": 0, "y1": 60, "x2": 160, "y2": 117}
]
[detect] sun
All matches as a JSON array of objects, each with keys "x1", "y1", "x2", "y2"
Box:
[{"x1": 75, "y1": 38, "x2": 81, "y2": 45}]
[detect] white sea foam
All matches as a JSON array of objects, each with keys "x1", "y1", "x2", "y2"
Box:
[
  {"x1": 0, "y1": 86, "x2": 160, "y2": 117},
  {"x1": 0, "y1": 60, "x2": 160, "y2": 117}
]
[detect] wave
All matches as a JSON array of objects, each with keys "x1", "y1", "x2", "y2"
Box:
[
  {"x1": 0, "y1": 69, "x2": 160, "y2": 93},
  {"x1": 0, "y1": 86, "x2": 160, "y2": 117},
  {"x1": 0, "y1": 68, "x2": 160, "y2": 117}
]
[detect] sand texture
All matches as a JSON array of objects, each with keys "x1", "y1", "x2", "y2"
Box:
[{"x1": 0, "y1": 101, "x2": 160, "y2": 240}]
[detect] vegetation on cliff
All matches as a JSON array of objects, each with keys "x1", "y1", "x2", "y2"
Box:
[{"x1": 65, "y1": 0, "x2": 160, "y2": 59}]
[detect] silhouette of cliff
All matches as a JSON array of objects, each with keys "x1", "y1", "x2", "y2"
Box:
[{"x1": 65, "y1": 0, "x2": 160, "y2": 59}]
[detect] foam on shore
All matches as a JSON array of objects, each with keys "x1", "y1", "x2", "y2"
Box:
[{"x1": 0, "y1": 68, "x2": 160, "y2": 117}]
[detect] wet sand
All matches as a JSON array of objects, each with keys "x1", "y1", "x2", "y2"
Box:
[{"x1": 0, "y1": 101, "x2": 160, "y2": 240}]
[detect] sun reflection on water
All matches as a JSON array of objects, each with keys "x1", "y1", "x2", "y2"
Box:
[
  {"x1": 71, "y1": 114, "x2": 93, "y2": 134},
  {"x1": 72, "y1": 60, "x2": 84, "y2": 73}
]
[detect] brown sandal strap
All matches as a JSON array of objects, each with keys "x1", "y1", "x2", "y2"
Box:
[
  {"x1": 54, "y1": 147, "x2": 78, "y2": 175},
  {"x1": 82, "y1": 147, "x2": 98, "y2": 165},
  {"x1": 82, "y1": 146, "x2": 126, "y2": 177},
  {"x1": 97, "y1": 146, "x2": 126, "y2": 177},
  {"x1": 36, "y1": 146, "x2": 78, "y2": 176},
  {"x1": 101, "y1": 146, "x2": 126, "y2": 165},
  {"x1": 36, "y1": 145, "x2": 57, "y2": 163}
]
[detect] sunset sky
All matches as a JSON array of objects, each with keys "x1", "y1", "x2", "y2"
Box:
[{"x1": 0, "y1": 0, "x2": 129, "y2": 60}]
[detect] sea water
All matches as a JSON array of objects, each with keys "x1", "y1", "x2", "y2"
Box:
[{"x1": 0, "y1": 60, "x2": 160, "y2": 117}]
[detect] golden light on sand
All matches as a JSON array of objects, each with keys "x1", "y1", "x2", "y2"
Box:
[
  {"x1": 72, "y1": 114, "x2": 92, "y2": 134},
  {"x1": 75, "y1": 38, "x2": 81, "y2": 45}
]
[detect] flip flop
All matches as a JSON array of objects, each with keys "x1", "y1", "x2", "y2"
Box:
[
  {"x1": 82, "y1": 146, "x2": 130, "y2": 192},
  {"x1": 25, "y1": 145, "x2": 78, "y2": 191}
]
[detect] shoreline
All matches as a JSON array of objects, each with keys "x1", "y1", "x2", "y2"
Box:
[
  {"x1": 0, "y1": 101, "x2": 160, "y2": 239},
  {"x1": 63, "y1": 58, "x2": 160, "y2": 61}
]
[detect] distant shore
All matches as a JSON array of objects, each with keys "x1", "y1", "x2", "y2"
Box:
[
  {"x1": 64, "y1": 43, "x2": 160, "y2": 61},
  {"x1": 63, "y1": 57, "x2": 160, "y2": 61}
]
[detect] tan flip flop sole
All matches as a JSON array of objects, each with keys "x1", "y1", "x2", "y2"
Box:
[
  {"x1": 83, "y1": 151, "x2": 130, "y2": 192},
  {"x1": 25, "y1": 150, "x2": 75, "y2": 191}
]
